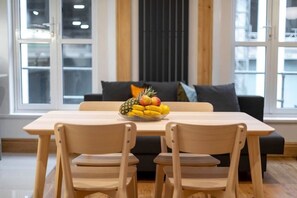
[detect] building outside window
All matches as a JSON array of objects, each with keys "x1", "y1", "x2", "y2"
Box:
[{"x1": 234, "y1": 0, "x2": 297, "y2": 114}]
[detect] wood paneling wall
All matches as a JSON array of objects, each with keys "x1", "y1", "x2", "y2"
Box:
[
  {"x1": 116, "y1": 0, "x2": 213, "y2": 83},
  {"x1": 197, "y1": 0, "x2": 213, "y2": 85},
  {"x1": 117, "y1": 0, "x2": 132, "y2": 81}
]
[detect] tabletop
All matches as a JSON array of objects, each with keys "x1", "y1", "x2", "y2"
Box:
[{"x1": 23, "y1": 111, "x2": 275, "y2": 136}]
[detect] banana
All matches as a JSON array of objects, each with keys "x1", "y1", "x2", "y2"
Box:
[
  {"x1": 127, "y1": 111, "x2": 136, "y2": 117},
  {"x1": 149, "y1": 111, "x2": 161, "y2": 116},
  {"x1": 160, "y1": 104, "x2": 170, "y2": 114},
  {"x1": 143, "y1": 110, "x2": 151, "y2": 116},
  {"x1": 132, "y1": 104, "x2": 145, "y2": 111},
  {"x1": 145, "y1": 105, "x2": 162, "y2": 113},
  {"x1": 132, "y1": 109, "x2": 144, "y2": 116},
  {"x1": 144, "y1": 110, "x2": 161, "y2": 116}
]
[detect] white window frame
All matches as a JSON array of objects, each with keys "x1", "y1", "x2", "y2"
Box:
[
  {"x1": 11, "y1": 0, "x2": 104, "y2": 113},
  {"x1": 213, "y1": 0, "x2": 297, "y2": 118},
  {"x1": 268, "y1": 0, "x2": 297, "y2": 116}
]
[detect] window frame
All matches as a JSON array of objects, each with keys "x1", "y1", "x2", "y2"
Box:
[
  {"x1": 213, "y1": 0, "x2": 297, "y2": 118},
  {"x1": 12, "y1": 0, "x2": 99, "y2": 112},
  {"x1": 233, "y1": 0, "x2": 297, "y2": 117}
]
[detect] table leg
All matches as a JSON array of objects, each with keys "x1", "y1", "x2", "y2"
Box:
[
  {"x1": 247, "y1": 136, "x2": 264, "y2": 198},
  {"x1": 54, "y1": 148, "x2": 62, "y2": 198},
  {"x1": 33, "y1": 135, "x2": 51, "y2": 198},
  {"x1": 160, "y1": 136, "x2": 168, "y2": 153}
]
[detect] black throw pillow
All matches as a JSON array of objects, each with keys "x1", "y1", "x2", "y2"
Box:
[
  {"x1": 194, "y1": 83, "x2": 240, "y2": 112},
  {"x1": 146, "y1": 81, "x2": 179, "y2": 101}
]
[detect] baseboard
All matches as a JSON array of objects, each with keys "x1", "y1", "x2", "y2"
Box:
[
  {"x1": 2, "y1": 138, "x2": 57, "y2": 153},
  {"x1": 282, "y1": 142, "x2": 297, "y2": 157},
  {"x1": 1, "y1": 138, "x2": 297, "y2": 157}
]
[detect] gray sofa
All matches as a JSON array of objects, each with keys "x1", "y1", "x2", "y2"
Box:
[{"x1": 84, "y1": 81, "x2": 285, "y2": 179}]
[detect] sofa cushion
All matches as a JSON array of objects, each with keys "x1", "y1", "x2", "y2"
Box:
[
  {"x1": 132, "y1": 136, "x2": 161, "y2": 154},
  {"x1": 241, "y1": 131, "x2": 285, "y2": 154},
  {"x1": 194, "y1": 83, "x2": 240, "y2": 112},
  {"x1": 84, "y1": 94, "x2": 102, "y2": 101},
  {"x1": 101, "y1": 81, "x2": 144, "y2": 101},
  {"x1": 177, "y1": 82, "x2": 197, "y2": 102},
  {"x1": 146, "y1": 82, "x2": 179, "y2": 101}
]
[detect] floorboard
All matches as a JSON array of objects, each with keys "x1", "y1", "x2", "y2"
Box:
[{"x1": 44, "y1": 157, "x2": 297, "y2": 198}]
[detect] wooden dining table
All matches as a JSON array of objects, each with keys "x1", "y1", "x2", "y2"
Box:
[{"x1": 23, "y1": 110, "x2": 274, "y2": 198}]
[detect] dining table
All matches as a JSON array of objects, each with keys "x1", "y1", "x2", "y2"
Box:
[{"x1": 23, "y1": 110, "x2": 274, "y2": 198}]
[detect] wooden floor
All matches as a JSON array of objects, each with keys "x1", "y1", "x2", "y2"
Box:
[{"x1": 44, "y1": 157, "x2": 297, "y2": 198}]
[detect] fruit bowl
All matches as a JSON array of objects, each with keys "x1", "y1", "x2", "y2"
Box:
[{"x1": 119, "y1": 113, "x2": 168, "y2": 122}]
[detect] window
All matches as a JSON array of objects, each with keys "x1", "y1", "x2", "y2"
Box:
[
  {"x1": 234, "y1": 0, "x2": 297, "y2": 115},
  {"x1": 14, "y1": 0, "x2": 95, "y2": 111}
]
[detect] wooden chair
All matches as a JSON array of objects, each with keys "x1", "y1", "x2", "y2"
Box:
[
  {"x1": 75, "y1": 101, "x2": 139, "y2": 197},
  {"x1": 54, "y1": 122, "x2": 137, "y2": 198},
  {"x1": 162, "y1": 102, "x2": 214, "y2": 112},
  {"x1": 76, "y1": 101, "x2": 139, "y2": 167},
  {"x1": 153, "y1": 102, "x2": 220, "y2": 198},
  {"x1": 78, "y1": 101, "x2": 123, "y2": 111},
  {"x1": 163, "y1": 122, "x2": 247, "y2": 198}
]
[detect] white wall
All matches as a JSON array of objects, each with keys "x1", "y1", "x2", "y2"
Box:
[{"x1": 0, "y1": 0, "x2": 297, "y2": 142}]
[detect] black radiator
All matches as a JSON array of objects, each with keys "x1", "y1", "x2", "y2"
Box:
[{"x1": 139, "y1": 0, "x2": 189, "y2": 83}]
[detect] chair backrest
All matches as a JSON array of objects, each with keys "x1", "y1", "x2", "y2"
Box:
[
  {"x1": 55, "y1": 122, "x2": 137, "y2": 154},
  {"x1": 162, "y1": 102, "x2": 213, "y2": 112},
  {"x1": 165, "y1": 122, "x2": 247, "y2": 195},
  {"x1": 166, "y1": 122, "x2": 246, "y2": 154},
  {"x1": 79, "y1": 101, "x2": 123, "y2": 111},
  {"x1": 165, "y1": 122, "x2": 246, "y2": 154},
  {"x1": 54, "y1": 122, "x2": 137, "y2": 197}
]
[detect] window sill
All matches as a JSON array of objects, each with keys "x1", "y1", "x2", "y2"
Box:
[
  {"x1": 0, "y1": 113, "x2": 43, "y2": 119},
  {"x1": 264, "y1": 117, "x2": 297, "y2": 124}
]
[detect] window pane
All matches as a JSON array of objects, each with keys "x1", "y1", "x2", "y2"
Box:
[
  {"x1": 20, "y1": 44, "x2": 50, "y2": 104},
  {"x1": 62, "y1": 0, "x2": 92, "y2": 39},
  {"x1": 279, "y1": 0, "x2": 297, "y2": 42},
  {"x1": 235, "y1": 0, "x2": 267, "y2": 42},
  {"x1": 62, "y1": 44, "x2": 92, "y2": 104},
  {"x1": 20, "y1": 0, "x2": 50, "y2": 39},
  {"x1": 234, "y1": 46, "x2": 265, "y2": 96},
  {"x1": 277, "y1": 47, "x2": 297, "y2": 108}
]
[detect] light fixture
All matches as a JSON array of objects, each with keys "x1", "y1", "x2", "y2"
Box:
[
  {"x1": 72, "y1": 21, "x2": 82, "y2": 26},
  {"x1": 286, "y1": 7, "x2": 297, "y2": 20},
  {"x1": 33, "y1": 11, "x2": 39, "y2": 15},
  {"x1": 80, "y1": 24, "x2": 89, "y2": 29},
  {"x1": 73, "y1": 4, "x2": 85, "y2": 9}
]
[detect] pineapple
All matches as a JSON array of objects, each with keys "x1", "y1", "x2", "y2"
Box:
[
  {"x1": 119, "y1": 86, "x2": 157, "y2": 115},
  {"x1": 119, "y1": 98, "x2": 139, "y2": 115},
  {"x1": 139, "y1": 86, "x2": 157, "y2": 98}
]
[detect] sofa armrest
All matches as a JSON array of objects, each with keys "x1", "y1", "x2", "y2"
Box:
[
  {"x1": 84, "y1": 94, "x2": 103, "y2": 101},
  {"x1": 237, "y1": 95, "x2": 264, "y2": 121}
]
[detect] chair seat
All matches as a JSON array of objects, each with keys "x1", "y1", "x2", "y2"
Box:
[
  {"x1": 72, "y1": 166, "x2": 137, "y2": 191},
  {"x1": 164, "y1": 166, "x2": 229, "y2": 191},
  {"x1": 154, "y1": 153, "x2": 220, "y2": 166},
  {"x1": 73, "y1": 153, "x2": 139, "y2": 166}
]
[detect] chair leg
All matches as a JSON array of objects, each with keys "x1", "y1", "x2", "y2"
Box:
[
  {"x1": 133, "y1": 173, "x2": 138, "y2": 198},
  {"x1": 55, "y1": 149, "x2": 63, "y2": 198},
  {"x1": 164, "y1": 177, "x2": 173, "y2": 198},
  {"x1": 127, "y1": 173, "x2": 138, "y2": 198},
  {"x1": 235, "y1": 172, "x2": 239, "y2": 198},
  {"x1": 154, "y1": 164, "x2": 165, "y2": 198}
]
